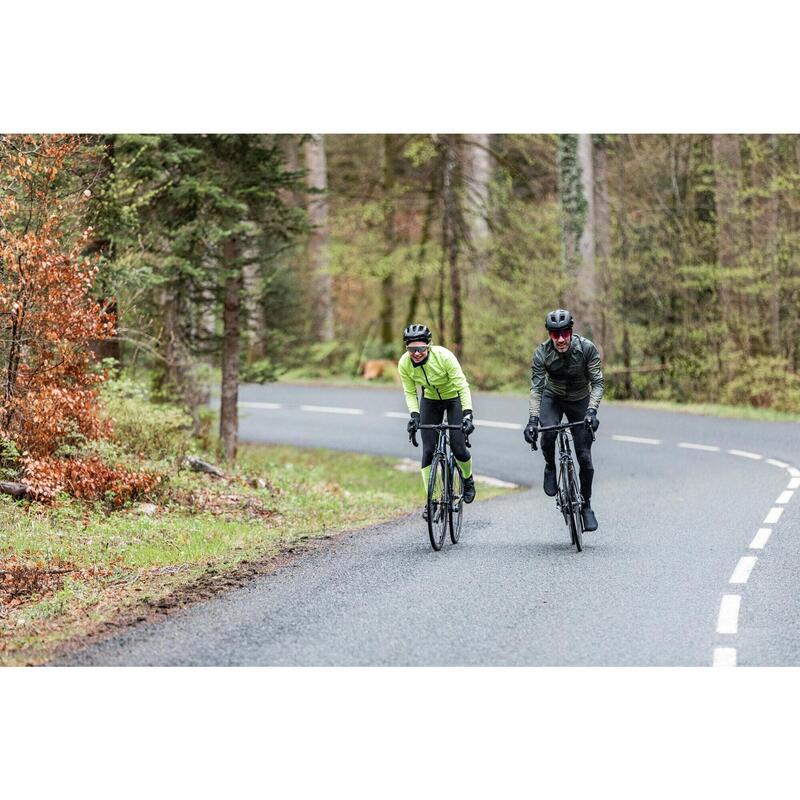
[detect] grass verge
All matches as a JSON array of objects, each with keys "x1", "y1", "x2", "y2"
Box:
[{"x1": 0, "y1": 443, "x2": 511, "y2": 666}]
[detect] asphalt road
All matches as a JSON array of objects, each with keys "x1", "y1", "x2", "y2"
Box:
[{"x1": 62, "y1": 382, "x2": 800, "y2": 666}]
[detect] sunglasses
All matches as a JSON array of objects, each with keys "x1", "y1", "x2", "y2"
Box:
[
  {"x1": 549, "y1": 330, "x2": 572, "y2": 341},
  {"x1": 407, "y1": 345, "x2": 429, "y2": 354}
]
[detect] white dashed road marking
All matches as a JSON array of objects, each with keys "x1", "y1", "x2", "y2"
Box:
[
  {"x1": 776, "y1": 490, "x2": 794, "y2": 504},
  {"x1": 384, "y1": 412, "x2": 409, "y2": 419},
  {"x1": 728, "y1": 449, "x2": 763, "y2": 460},
  {"x1": 612, "y1": 435, "x2": 662, "y2": 445},
  {"x1": 767, "y1": 459, "x2": 790, "y2": 468},
  {"x1": 789, "y1": 467, "x2": 800, "y2": 478},
  {"x1": 678, "y1": 442, "x2": 720, "y2": 452},
  {"x1": 300, "y1": 405, "x2": 364, "y2": 415},
  {"x1": 749, "y1": 528, "x2": 772, "y2": 549},
  {"x1": 713, "y1": 647, "x2": 737, "y2": 667},
  {"x1": 729, "y1": 556, "x2": 757, "y2": 585},
  {"x1": 717, "y1": 595, "x2": 741, "y2": 634},
  {"x1": 238, "y1": 401, "x2": 282, "y2": 409},
  {"x1": 790, "y1": 477, "x2": 800, "y2": 490},
  {"x1": 764, "y1": 507, "x2": 784, "y2": 525},
  {"x1": 474, "y1": 420, "x2": 522, "y2": 430}
]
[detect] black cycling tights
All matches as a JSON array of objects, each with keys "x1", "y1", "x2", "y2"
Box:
[
  {"x1": 539, "y1": 391, "x2": 594, "y2": 501},
  {"x1": 419, "y1": 396, "x2": 470, "y2": 469}
]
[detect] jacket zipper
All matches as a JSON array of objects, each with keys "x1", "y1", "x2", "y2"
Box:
[{"x1": 421, "y1": 364, "x2": 443, "y2": 400}]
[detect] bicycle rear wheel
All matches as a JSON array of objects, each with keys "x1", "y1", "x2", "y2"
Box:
[
  {"x1": 448, "y1": 457, "x2": 464, "y2": 544},
  {"x1": 427, "y1": 456, "x2": 448, "y2": 551}
]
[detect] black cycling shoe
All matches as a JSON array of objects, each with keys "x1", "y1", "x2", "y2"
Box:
[
  {"x1": 463, "y1": 476, "x2": 476, "y2": 504},
  {"x1": 422, "y1": 505, "x2": 429, "y2": 522},
  {"x1": 543, "y1": 464, "x2": 557, "y2": 496},
  {"x1": 581, "y1": 503, "x2": 598, "y2": 531}
]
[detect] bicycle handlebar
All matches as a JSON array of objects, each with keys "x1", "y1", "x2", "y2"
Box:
[
  {"x1": 529, "y1": 420, "x2": 596, "y2": 451},
  {"x1": 409, "y1": 423, "x2": 471, "y2": 449}
]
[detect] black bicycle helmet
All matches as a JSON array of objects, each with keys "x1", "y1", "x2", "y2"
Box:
[
  {"x1": 545, "y1": 309, "x2": 574, "y2": 331},
  {"x1": 403, "y1": 323, "x2": 432, "y2": 344}
]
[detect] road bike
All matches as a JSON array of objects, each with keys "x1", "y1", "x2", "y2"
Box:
[
  {"x1": 531, "y1": 420, "x2": 595, "y2": 552},
  {"x1": 410, "y1": 423, "x2": 471, "y2": 551}
]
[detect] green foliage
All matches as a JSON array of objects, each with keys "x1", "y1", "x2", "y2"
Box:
[
  {"x1": 100, "y1": 375, "x2": 195, "y2": 461},
  {"x1": 0, "y1": 438, "x2": 21, "y2": 481},
  {"x1": 720, "y1": 356, "x2": 800, "y2": 413},
  {"x1": 240, "y1": 358, "x2": 283, "y2": 384}
]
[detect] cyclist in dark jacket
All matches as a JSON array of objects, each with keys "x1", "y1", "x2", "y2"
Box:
[{"x1": 523, "y1": 309, "x2": 604, "y2": 531}]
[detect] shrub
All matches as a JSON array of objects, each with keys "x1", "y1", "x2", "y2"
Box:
[{"x1": 100, "y1": 376, "x2": 194, "y2": 461}]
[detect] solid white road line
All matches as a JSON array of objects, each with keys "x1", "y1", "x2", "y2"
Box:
[
  {"x1": 749, "y1": 528, "x2": 772, "y2": 549},
  {"x1": 776, "y1": 490, "x2": 794, "y2": 505},
  {"x1": 300, "y1": 405, "x2": 364, "y2": 415},
  {"x1": 766, "y1": 458, "x2": 790, "y2": 468},
  {"x1": 678, "y1": 442, "x2": 720, "y2": 452},
  {"x1": 717, "y1": 595, "x2": 741, "y2": 634},
  {"x1": 764, "y1": 507, "x2": 784, "y2": 525},
  {"x1": 713, "y1": 647, "x2": 737, "y2": 667},
  {"x1": 474, "y1": 420, "x2": 523, "y2": 430},
  {"x1": 728, "y1": 449, "x2": 763, "y2": 460},
  {"x1": 612, "y1": 435, "x2": 662, "y2": 445},
  {"x1": 729, "y1": 556, "x2": 757, "y2": 585},
  {"x1": 238, "y1": 401, "x2": 282, "y2": 410},
  {"x1": 789, "y1": 477, "x2": 800, "y2": 490},
  {"x1": 384, "y1": 412, "x2": 409, "y2": 419},
  {"x1": 789, "y1": 467, "x2": 800, "y2": 478}
]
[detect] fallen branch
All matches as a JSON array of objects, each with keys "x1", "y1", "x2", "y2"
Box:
[{"x1": 0, "y1": 568, "x2": 74, "y2": 576}]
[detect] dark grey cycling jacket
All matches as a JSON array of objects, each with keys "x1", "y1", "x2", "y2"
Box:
[{"x1": 528, "y1": 334, "x2": 604, "y2": 417}]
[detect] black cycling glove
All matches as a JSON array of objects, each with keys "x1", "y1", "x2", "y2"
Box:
[
  {"x1": 462, "y1": 409, "x2": 475, "y2": 436},
  {"x1": 407, "y1": 412, "x2": 420, "y2": 435},
  {"x1": 523, "y1": 415, "x2": 539, "y2": 445},
  {"x1": 584, "y1": 408, "x2": 599, "y2": 432}
]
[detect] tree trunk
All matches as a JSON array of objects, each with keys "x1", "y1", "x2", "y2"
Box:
[
  {"x1": 750, "y1": 134, "x2": 780, "y2": 355},
  {"x1": 576, "y1": 134, "x2": 597, "y2": 339},
  {"x1": 712, "y1": 134, "x2": 745, "y2": 353},
  {"x1": 593, "y1": 135, "x2": 611, "y2": 357},
  {"x1": 462, "y1": 133, "x2": 492, "y2": 289},
  {"x1": 558, "y1": 134, "x2": 582, "y2": 279},
  {"x1": 242, "y1": 245, "x2": 265, "y2": 360},
  {"x1": 407, "y1": 174, "x2": 437, "y2": 326},
  {"x1": 380, "y1": 135, "x2": 396, "y2": 346},
  {"x1": 304, "y1": 134, "x2": 334, "y2": 342},
  {"x1": 442, "y1": 137, "x2": 463, "y2": 359},
  {"x1": 220, "y1": 237, "x2": 242, "y2": 463}
]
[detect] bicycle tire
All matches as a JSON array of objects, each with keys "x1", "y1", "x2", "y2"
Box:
[
  {"x1": 427, "y1": 456, "x2": 448, "y2": 551},
  {"x1": 567, "y1": 465, "x2": 583, "y2": 552},
  {"x1": 557, "y1": 465, "x2": 573, "y2": 542},
  {"x1": 448, "y1": 457, "x2": 464, "y2": 544}
]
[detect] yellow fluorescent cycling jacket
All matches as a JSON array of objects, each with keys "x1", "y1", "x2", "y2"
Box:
[{"x1": 397, "y1": 345, "x2": 473, "y2": 415}]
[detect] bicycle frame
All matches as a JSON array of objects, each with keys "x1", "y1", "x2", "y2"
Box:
[
  {"x1": 531, "y1": 419, "x2": 594, "y2": 551},
  {"x1": 410, "y1": 421, "x2": 472, "y2": 550}
]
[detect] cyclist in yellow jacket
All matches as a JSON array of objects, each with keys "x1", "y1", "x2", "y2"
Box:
[{"x1": 398, "y1": 324, "x2": 476, "y2": 513}]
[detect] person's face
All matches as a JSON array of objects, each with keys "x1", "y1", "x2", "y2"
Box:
[
  {"x1": 549, "y1": 328, "x2": 572, "y2": 353},
  {"x1": 407, "y1": 341, "x2": 429, "y2": 364}
]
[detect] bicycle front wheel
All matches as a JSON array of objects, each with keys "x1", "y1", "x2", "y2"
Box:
[
  {"x1": 568, "y1": 466, "x2": 583, "y2": 552},
  {"x1": 427, "y1": 456, "x2": 448, "y2": 551},
  {"x1": 557, "y1": 464, "x2": 573, "y2": 542},
  {"x1": 448, "y1": 457, "x2": 464, "y2": 544}
]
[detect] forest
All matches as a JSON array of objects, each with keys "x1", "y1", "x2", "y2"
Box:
[{"x1": 1, "y1": 133, "x2": 798, "y2": 494}]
